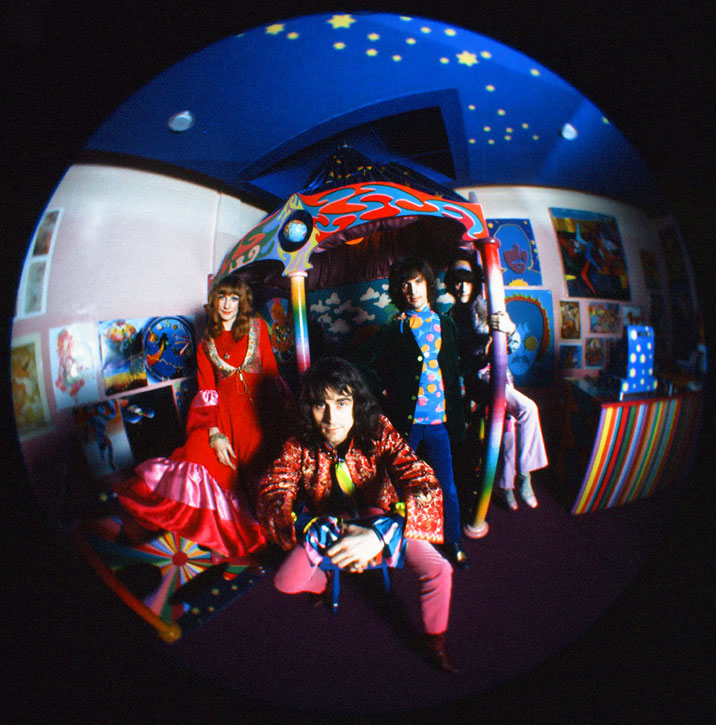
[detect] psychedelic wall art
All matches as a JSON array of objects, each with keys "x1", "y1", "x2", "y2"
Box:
[
  {"x1": 559, "y1": 301, "x2": 581, "y2": 340},
  {"x1": 99, "y1": 316, "x2": 196, "y2": 395},
  {"x1": 49, "y1": 322, "x2": 101, "y2": 409},
  {"x1": 263, "y1": 296, "x2": 295, "y2": 366},
  {"x1": 11, "y1": 333, "x2": 51, "y2": 438},
  {"x1": 142, "y1": 316, "x2": 196, "y2": 383},
  {"x1": 585, "y1": 337, "x2": 606, "y2": 368},
  {"x1": 73, "y1": 400, "x2": 134, "y2": 478},
  {"x1": 550, "y1": 208, "x2": 630, "y2": 300},
  {"x1": 308, "y1": 278, "x2": 396, "y2": 354},
  {"x1": 588, "y1": 302, "x2": 621, "y2": 334},
  {"x1": 487, "y1": 218, "x2": 543, "y2": 287},
  {"x1": 99, "y1": 318, "x2": 149, "y2": 395},
  {"x1": 504, "y1": 289, "x2": 554, "y2": 387}
]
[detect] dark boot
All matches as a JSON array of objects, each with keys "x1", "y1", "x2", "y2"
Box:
[
  {"x1": 444, "y1": 542, "x2": 471, "y2": 570},
  {"x1": 423, "y1": 632, "x2": 460, "y2": 674}
]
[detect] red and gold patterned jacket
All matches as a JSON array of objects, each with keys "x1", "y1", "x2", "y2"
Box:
[{"x1": 256, "y1": 415, "x2": 443, "y2": 550}]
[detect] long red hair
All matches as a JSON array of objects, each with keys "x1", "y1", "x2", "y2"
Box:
[{"x1": 204, "y1": 276, "x2": 255, "y2": 340}]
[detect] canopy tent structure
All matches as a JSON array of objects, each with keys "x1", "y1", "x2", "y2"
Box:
[{"x1": 217, "y1": 146, "x2": 506, "y2": 536}]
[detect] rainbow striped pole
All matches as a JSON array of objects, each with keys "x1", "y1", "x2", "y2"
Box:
[
  {"x1": 289, "y1": 271, "x2": 311, "y2": 375},
  {"x1": 464, "y1": 237, "x2": 507, "y2": 538}
]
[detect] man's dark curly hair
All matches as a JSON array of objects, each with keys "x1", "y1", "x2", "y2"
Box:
[
  {"x1": 388, "y1": 256, "x2": 438, "y2": 312},
  {"x1": 297, "y1": 357, "x2": 382, "y2": 455}
]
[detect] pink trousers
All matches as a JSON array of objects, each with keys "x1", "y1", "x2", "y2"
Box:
[
  {"x1": 498, "y1": 385, "x2": 549, "y2": 490},
  {"x1": 274, "y1": 538, "x2": 452, "y2": 634}
]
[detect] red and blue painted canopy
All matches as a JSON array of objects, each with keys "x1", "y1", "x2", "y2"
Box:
[{"x1": 217, "y1": 179, "x2": 489, "y2": 278}]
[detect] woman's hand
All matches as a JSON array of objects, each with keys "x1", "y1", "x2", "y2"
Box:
[
  {"x1": 488, "y1": 311, "x2": 516, "y2": 336},
  {"x1": 326, "y1": 524, "x2": 383, "y2": 573},
  {"x1": 208, "y1": 428, "x2": 237, "y2": 470}
]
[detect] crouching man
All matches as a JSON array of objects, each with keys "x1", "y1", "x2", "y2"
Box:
[{"x1": 255, "y1": 357, "x2": 458, "y2": 673}]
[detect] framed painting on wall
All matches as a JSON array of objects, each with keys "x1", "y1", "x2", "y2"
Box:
[
  {"x1": 585, "y1": 337, "x2": 606, "y2": 368},
  {"x1": 550, "y1": 208, "x2": 630, "y2": 300},
  {"x1": 504, "y1": 289, "x2": 554, "y2": 387},
  {"x1": 15, "y1": 208, "x2": 63, "y2": 319},
  {"x1": 588, "y1": 302, "x2": 621, "y2": 334},
  {"x1": 559, "y1": 300, "x2": 581, "y2": 339},
  {"x1": 11, "y1": 332, "x2": 52, "y2": 439},
  {"x1": 49, "y1": 322, "x2": 101, "y2": 409},
  {"x1": 486, "y1": 218, "x2": 543, "y2": 287}
]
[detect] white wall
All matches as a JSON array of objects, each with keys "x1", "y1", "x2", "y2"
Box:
[
  {"x1": 460, "y1": 185, "x2": 677, "y2": 373},
  {"x1": 12, "y1": 166, "x2": 692, "y2": 509},
  {"x1": 11, "y1": 164, "x2": 265, "y2": 508}
]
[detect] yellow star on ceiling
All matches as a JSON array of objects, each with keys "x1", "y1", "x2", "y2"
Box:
[
  {"x1": 457, "y1": 50, "x2": 478, "y2": 66},
  {"x1": 265, "y1": 23, "x2": 284, "y2": 35},
  {"x1": 328, "y1": 14, "x2": 356, "y2": 29}
]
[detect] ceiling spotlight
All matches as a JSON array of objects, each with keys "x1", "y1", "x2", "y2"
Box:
[
  {"x1": 560, "y1": 123, "x2": 578, "y2": 140},
  {"x1": 168, "y1": 110, "x2": 195, "y2": 132}
]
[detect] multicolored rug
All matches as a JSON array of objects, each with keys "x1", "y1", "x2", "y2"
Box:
[{"x1": 79, "y1": 515, "x2": 266, "y2": 637}]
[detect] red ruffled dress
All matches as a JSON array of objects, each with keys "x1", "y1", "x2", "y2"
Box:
[{"x1": 116, "y1": 317, "x2": 286, "y2": 559}]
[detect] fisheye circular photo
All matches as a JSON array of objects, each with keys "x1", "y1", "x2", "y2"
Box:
[{"x1": 5, "y1": 4, "x2": 713, "y2": 721}]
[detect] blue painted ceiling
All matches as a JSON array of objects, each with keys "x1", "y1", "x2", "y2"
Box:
[{"x1": 85, "y1": 12, "x2": 663, "y2": 213}]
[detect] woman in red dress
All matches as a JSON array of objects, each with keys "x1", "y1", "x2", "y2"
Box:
[{"x1": 115, "y1": 275, "x2": 288, "y2": 561}]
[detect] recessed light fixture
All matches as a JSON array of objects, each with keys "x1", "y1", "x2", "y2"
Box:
[
  {"x1": 560, "y1": 123, "x2": 578, "y2": 140},
  {"x1": 168, "y1": 110, "x2": 195, "y2": 132}
]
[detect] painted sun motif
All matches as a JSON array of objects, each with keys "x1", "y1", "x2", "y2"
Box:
[{"x1": 524, "y1": 335, "x2": 538, "y2": 352}]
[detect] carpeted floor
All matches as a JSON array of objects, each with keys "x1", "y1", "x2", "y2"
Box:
[
  {"x1": 7, "y1": 458, "x2": 715, "y2": 722},
  {"x1": 156, "y1": 472, "x2": 682, "y2": 715}
]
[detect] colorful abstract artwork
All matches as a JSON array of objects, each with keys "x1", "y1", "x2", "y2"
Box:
[
  {"x1": 73, "y1": 400, "x2": 134, "y2": 477},
  {"x1": 588, "y1": 302, "x2": 621, "y2": 334},
  {"x1": 585, "y1": 337, "x2": 606, "y2": 368},
  {"x1": 550, "y1": 208, "x2": 630, "y2": 300},
  {"x1": 569, "y1": 391, "x2": 702, "y2": 514},
  {"x1": 487, "y1": 218, "x2": 543, "y2": 287},
  {"x1": 11, "y1": 332, "x2": 51, "y2": 438},
  {"x1": 559, "y1": 344, "x2": 582, "y2": 370},
  {"x1": 142, "y1": 316, "x2": 196, "y2": 383},
  {"x1": 504, "y1": 289, "x2": 554, "y2": 387},
  {"x1": 49, "y1": 323, "x2": 101, "y2": 409},
  {"x1": 99, "y1": 315, "x2": 196, "y2": 395},
  {"x1": 99, "y1": 318, "x2": 149, "y2": 395},
  {"x1": 217, "y1": 181, "x2": 488, "y2": 279},
  {"x1": 264, "y1": 296, "x2": 295, "y2": 365},
  {"x1": 559, "y1": 300, "x2": 581, "y2": 340},
  {"x1": 82, "y1": 516, "x2": 265, "y2": 633}
]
